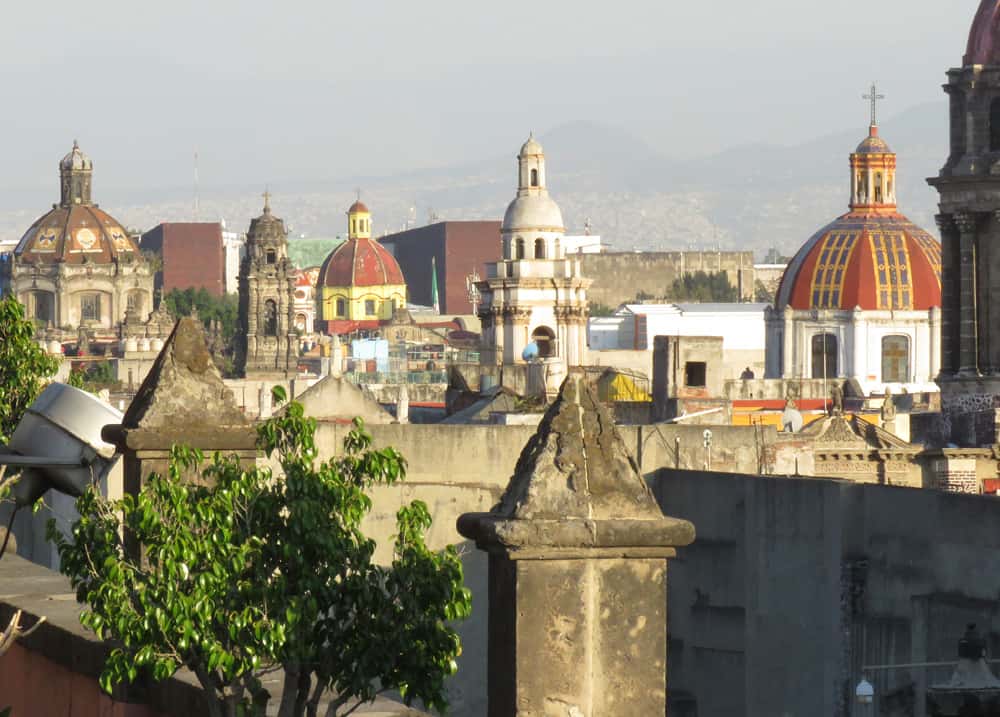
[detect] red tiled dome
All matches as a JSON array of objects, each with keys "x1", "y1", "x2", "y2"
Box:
[
  {"x1": 318, "y1": 238, "x2": 405, "y2": 288},
  {"x1": 775, "y1": 212, "x2": 941, "y2": 312},
  {"x1": 15, "y1": 204, "x2": 139, "y2": 265},
  {"x1": 348, "y1": 200, "x2": 369, "y2": 214}
]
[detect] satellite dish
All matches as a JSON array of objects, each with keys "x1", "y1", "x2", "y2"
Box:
[{"x1": 522, "y1": 342, "x2": 540, "y2": 361}]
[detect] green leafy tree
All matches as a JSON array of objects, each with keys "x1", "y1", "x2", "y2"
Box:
[
  {"x1": 667, "y1": 270, "x2": 739, "y2": 303},
  {"x1": 51, "y1": 396, "x2": 470, "y2": 717},
  {"x1": 163, "y1": 287, "x2": 239, "y2": 343},
  {"x1": 0, "y1": 294, "x2": 59, "y2": 443}
]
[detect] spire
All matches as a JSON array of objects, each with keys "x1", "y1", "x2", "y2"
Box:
[
  {"x1": 849, "y1": 83, "x2": 896, "y2": 213},
  {"x1": 262, "y1": 188, "x2": 271, "y2": 215}
]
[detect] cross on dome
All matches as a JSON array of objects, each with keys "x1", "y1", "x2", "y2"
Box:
[
  {"x1": 863, "y1": 82, "x2": 886, "y2": 127},
  {"x1": 262, "y1": 188, "x2": 271, "y2": 214}
]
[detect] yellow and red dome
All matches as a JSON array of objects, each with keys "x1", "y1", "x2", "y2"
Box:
[
  {"x1": 776, "y1": 212, "x2": 941, "y2": 311},
  {"x1": 965, "y1": 0, "x2": 1000, "y2": 66},
  {"x1": 318, "y1": 237, "x2": 405, "y2": 288}
]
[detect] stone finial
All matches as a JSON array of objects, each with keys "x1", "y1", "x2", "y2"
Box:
[
  {"x1": 121, "y1": 317, "x2": 247, "y2": 431},
  {"x1": 459, "y1": 372, "x2": 694, "y2": 554}
]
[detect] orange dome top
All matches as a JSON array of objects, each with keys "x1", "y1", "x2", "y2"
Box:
[
  {"x1": 15, "y1": 204, "x2": 139, "y2": 265},
  {"x1": 318, "y1": 238, "x2": 404, "y2": 288},
  {"x1": 775, "y1": 212, "x2": 941, "y2": 312},
  {"x1": 348, "y1": 200, "x2": 369, "y2": 214}
]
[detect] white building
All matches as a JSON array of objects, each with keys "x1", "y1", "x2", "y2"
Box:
[
  {"x1": 477, "y1": 135, "x2": 591, "y2": 368},
  {"x1": 222, "y1": 222, "x2": 247, "y2": 294},
  {"x1": 764, "y1": 121, "x2": 942, "y2": 396},
  {"x1": 589, "y1": 303, "x2": 768, "y2": 380}
]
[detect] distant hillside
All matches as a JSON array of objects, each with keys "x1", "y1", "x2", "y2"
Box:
[{"x1": 0, "y1": 103, "x2": 951, "y2": 261}]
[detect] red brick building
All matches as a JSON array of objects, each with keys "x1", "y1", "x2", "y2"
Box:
[
  {"x1": 140, "y1": 223, "x2": 225, "y2": 297},
  {"x1": 379, "y1": 221, "x2": 501, "y2": 314}
]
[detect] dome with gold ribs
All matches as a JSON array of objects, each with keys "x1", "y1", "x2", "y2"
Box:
[
  {"x1": 775, "y1": 126, "x2": 941, "y2": 312},
  {"x1": 13, "y1": 142, "x2": 139, "y2": 265}
]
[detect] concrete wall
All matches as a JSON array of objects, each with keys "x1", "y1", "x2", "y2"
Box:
[
  {"x1": 654, "y1": 470, "x2": 1000, "y2": 717},
  {"x1": 579, "y1": 251, "x2": 755, "y2": 308}
]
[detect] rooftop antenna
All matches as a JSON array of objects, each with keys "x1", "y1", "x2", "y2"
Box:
[{"x1": 193, "y1": 149, "x2": 200, "y2": 221}]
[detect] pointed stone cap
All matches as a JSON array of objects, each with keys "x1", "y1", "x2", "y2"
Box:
[
  {"x1": 458, "y1": 372, "x2": 695, "y2": 558},
  {"x1": 103, "y1": 317, "x2": 253, "y2": 451}
]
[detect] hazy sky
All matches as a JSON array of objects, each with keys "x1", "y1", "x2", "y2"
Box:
[{"x1": 0, "y1": 0, "x2": 977, "y2": 203}]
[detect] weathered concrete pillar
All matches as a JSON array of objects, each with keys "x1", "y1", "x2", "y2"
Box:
[
  {"x1": 458, "y1": 373, "x2": 695, "y2": 717},
  {"x1": 102, "y1": 317, "x2": 256, "y2": 557},
  {"x1": 651, "y1": 335, "x2": 672, "y2": 422}
]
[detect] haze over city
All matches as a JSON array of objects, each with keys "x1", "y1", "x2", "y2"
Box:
[{"x1": 0, "y1": 1, "x2": 975, "y2": 254}]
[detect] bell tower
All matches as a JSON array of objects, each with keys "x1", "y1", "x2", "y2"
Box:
[
  {"x1": 236, "y1": 192, "x2": 297, "y2": 379},
  {"x1": 59, "y1": 140, "x2": 93, "y2": 207},
  {"x1": 928, "y1": 0, "x2": 1000, "y2": 445}
]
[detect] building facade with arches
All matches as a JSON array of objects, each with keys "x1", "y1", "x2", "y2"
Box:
[
  {"x1": 477, "y1": 135, "x2": 591, "y2": 367},
  {"x1": 316, "y1": 201, "x2": 407, "y2": 335},
  {"x1": 4, "y1": 142, "x2": 153, "y2": 345},
  {"x1": 235, "y1": 194, "x2": 297, "y2": 378},
  {"x1": 765, "y1": 120, "x2": 942, "y2": 396}
]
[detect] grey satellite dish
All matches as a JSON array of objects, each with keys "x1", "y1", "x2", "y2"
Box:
[
  {"x1": 7, "y1": 383, "x2": 122, "y2": 505},
  {"x1": 781, "y1": 406, "x2": 804, "y2": 433}
]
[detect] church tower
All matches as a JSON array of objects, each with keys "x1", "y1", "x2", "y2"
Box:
[
  {"x1": 236, "y1": 193, "x2": 297, "y2": 378},
  {"x1": 477, "y1": 135, "x2": 590, "y2": 369},
  {"x1": 929, "y1": 0, "x2": 1000, "y2": 444}
]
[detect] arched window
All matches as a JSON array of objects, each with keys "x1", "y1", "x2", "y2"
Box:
[
  {"x1": 530, "y1": 168, "x2": 539, "y2": 187},
  {"x1": 991, "y1": 98, "x2": 1000, "y2": 151},
  {"x1": 534, "y1": 238, "x2": 546, "y2": 259},
  {"x1": 29, "y1": 291, "x2": 53, "y2": 323},
  {"x1": 335, "y1": 298, "x2": 346, "y2": 317},
  {"x1": 80, "y1": 293, "x2": 101, "y2": 322},
  {"x1": 531, "y1": 326, "x2": 556, "y2": 358},
  {"x1": 874, "y1": 173, "x2": 883, "y2": 203},
  {"x1": 266, "y1": 250, "x2": 276, "y2": 265},
  {"x1": 811, "y1": 333, "x2": 838, "y2": 379},
  {"x1": 515, "y1": 237, "x2": 525, "y2": 260},
  {"x1": 263, "y1": 299, "x2": 278, "y2": 336},
  {"x1": 881, "y1": 335, "x2": 910, "y2": 383}
]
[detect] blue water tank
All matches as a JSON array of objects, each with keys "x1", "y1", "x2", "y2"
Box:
[{"x1": 522, "y1": 342, "x2": 540, "y2": 361}]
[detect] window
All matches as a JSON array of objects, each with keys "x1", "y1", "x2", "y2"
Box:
[
  {"x1": 365, "y1": 299, "x2": 376, "y2": 316},
  {"x1": 515, "y1": 237, "x2": 525, "y2": 260},
  {"x1": 874, "y1": 173, "x2": 883, "y2": 203},
  {"x1": 882, "y1": 335, "x2": 910, "y2": 383},
  {"x1": 531, "y1": 326, "x2": 555, "y2": 358},
  {"x1": 530, "y1": 168, "x2": 539, "y2": 187},
  {"x1": 80, "y1": 294, "x2": 100, "y2": 322},
  {"x1": 553, "y1": 237, "x2": 561, "y2": 258},
  {"x1": 684, "y1": 361, "x2": 707, "y2": 388},
  {"x1": 30, "y1": 292, "x2": 53, "y2": 323},
  {"x1": 811, "y1": 333, "x2": 838, "y2": 379},
  {"x1": 263, "y1": 299, "x2": 277, "y2": 336},
  {"x1": 336, "y1": 298, "x2": 346, "y2": 316},
  {"x1": 266, "y1": 250, "x2": 276, "y2": 265},
  {"x1": 534, "y1": 238, "x2": 546, "y2": 259}
]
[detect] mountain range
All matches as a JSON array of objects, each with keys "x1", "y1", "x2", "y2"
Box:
[{"x1": 0, "y1": 101, "x2": 950, "y2": 262}]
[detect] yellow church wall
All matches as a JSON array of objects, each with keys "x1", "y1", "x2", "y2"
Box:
[{"x1": 321, "y1": 284, "x2": 407, "y2": 322}]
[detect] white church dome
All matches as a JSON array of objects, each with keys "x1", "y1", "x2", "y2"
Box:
[{"x1": 502, "y1": 194, "x2": 565, "y2": 232}]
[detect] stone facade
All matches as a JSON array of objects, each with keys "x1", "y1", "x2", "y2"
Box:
[
  {"x1": 235, "y1": 195, "x2": 297, "y2": 378},
  {"x1": 928, "y1": 54, "x2": 1000, "y2": 445}
]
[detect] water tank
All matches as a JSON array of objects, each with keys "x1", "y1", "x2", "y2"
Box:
[
  {"x1": 522, "y1": 342, "x2": 540, "y2": 361},
  {"x1": 10, "y1": 383, "x2": 122, "y2": 504}
]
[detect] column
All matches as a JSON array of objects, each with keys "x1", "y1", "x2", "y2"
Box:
[
  {"x1": 955, "y1": 211, "x2": 980, "y2": 375},
  {"x1": 457, "y1": 374, "x2": 694, "y2": 716},
  {"x1": 782, "y1": 306, "x2": 795, "y2": 378},
  {"x1": 929, "y1": 306, "x2": 941, "y2": 381},
  {"x1": 851, "y1": 309, "x2": 866, "y2": 382},
  {"x1": 936, "y1": 214, "x2": 957, "y2": 376}
]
